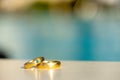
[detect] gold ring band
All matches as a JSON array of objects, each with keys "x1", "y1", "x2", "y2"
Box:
[
  {"x1": 37, "y1": 60, "x2": 61, "y2": 70},
  {"x1": 24, "y1": 57, "x2": 44, "y2": 69}
]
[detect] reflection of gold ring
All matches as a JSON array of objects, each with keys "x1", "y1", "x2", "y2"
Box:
[
  {"x1": 24, "y1": 57, "x2": 44, "y2": 69},
  {"x1": 37, "y1": 60, "x2": 61, "y2": 69}
]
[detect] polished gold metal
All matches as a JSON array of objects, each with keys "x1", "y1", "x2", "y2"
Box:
[
  {"x1": 37, "y1": 60, "x2": 61, "y2": 69},
  {"x1": 24, "y1": 57, "x2": 44, "y2": 69},
  {"x1": 33, "y1": 57, "x2": 44, "y2": 64}
]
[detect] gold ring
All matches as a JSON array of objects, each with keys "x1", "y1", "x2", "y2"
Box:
[
  {"x1": 37, "y1": 60, "x2": 61, "y2": 70},
  {"x1": 24, "y1": 57, "x2": 44, "y2": 69}
]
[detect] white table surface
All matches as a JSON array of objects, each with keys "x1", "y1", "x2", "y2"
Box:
[{"x1": 0, "y1": 59, "x2": 120, "y2": 80}]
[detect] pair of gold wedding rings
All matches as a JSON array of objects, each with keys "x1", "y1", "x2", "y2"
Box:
[{"x1": 24, "y1": 57, "x2": 61, "y2": 70}]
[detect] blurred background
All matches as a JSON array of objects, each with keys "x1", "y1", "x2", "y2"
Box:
[{"x1": 0, "y1": 0, "x2": 120, "y2": 61}]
